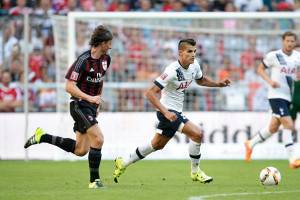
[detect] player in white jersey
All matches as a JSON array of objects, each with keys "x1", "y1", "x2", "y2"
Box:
[
  {"x1": 245, "y1": 31, "x2": 300, "y2": 169},
  {"x1": 113, "y1": 39, "x2": 230, "y2": 183}
]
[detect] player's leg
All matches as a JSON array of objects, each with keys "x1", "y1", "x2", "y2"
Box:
[
  {"x1": 245, "y1": 99, "x2": 285, "y2": 161},
  {"x1": 124, "y1": 133, "x2": 170, "y2": 166},
  {"x1": 245, "y1": 116, "x2": 279, "y2": 161},
  {"x1": 114, "y1": 110, "x2": 177, "y2": 183},
  {"x1": 85, "y1": 124, "x2": 105, "y2": 188},
  {"x1": 113, "y1": 133, "x2": 171, "y2": 183},
  {"x1": 24, "y1": 127, "x2": 76, "y2": 153},
  {"x1": 74, "y1": 132, "x2": 90, "y2": 156},
  {"x1": 182, "y1": 121, "x2": 213, "y2": 183},
  {"x1": 279, "y1": 116, "x2": 300, "y2": 168},
  {"x1": 71, "y1": 100, "x2": 105, "y2": 188}
]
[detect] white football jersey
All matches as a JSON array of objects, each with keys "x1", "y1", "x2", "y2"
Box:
[
  {"x1": 263, "y1": 49, "x2": 300, "y2": 101},
  {"x1": 154, "y1": 60, "x2": 203, "y2": 112}
]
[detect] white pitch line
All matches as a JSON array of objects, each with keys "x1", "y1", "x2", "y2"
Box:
[{"x1": 188, "y1": 190, "x2": 300, "y2": 200}]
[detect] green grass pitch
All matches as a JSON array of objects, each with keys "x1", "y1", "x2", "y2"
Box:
[{"x1": 1, "y1": 160, "x2": 299, "y2": 200}]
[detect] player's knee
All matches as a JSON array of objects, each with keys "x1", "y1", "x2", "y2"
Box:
[
  {"x1": 284, "y1": 124, "x2": 294, "y2": 130},
  {"x1": 92, "y1": 136, "x2": 104, "y2": 148},
  {"x1": 269, "y1": 125, "x2": 279, "y2": 133},
  {"x1": 190, "y1": 130, "x2": 202, "y2": 143},
  {"x1": 193, "y1": 133, "x2": 202, "y2": 143},
  {"x1": 269, "y1": 127, "x2": 278, "y2": 133},
  {"x1": 152, "y1": 142, "x2": 165, "y2": 150},
  {"x1": 75, "y1": 148, "x2": 88, "y2": 157}
]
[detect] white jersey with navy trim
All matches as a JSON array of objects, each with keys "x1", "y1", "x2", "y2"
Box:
[
  {"x1": 154, "y1": 60, "x2": 203, "y2": 112},
  {"x1": 263, "y1": 49, "x2": 300, "y2": 102}
]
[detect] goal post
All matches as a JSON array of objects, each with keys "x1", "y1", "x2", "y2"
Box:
[
  {"x1": 66, "y1": 12, "x2": 300, "y2": 67},
  {"x1": 52, "y1": 12, "x2": 300, "y2": 112}
]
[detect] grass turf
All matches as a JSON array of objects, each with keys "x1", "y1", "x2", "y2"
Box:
[{"x1": 0, "y1": 160, "x2": 299, "y2": 200}]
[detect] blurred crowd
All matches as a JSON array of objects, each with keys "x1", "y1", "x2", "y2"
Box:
[
  {"x1": 0, "y1": 0, "x2": 300, "y2": 112},
  {"x1": 1, "y1": 0, "x2": 300, "y2": 14}
]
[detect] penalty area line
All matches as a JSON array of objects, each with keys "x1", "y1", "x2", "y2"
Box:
[{"x1": 188, "y1": 190, "x2": 300, "y2": 200}]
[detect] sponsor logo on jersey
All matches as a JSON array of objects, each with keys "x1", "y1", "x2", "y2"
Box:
[
  {"x1": 87, "y1": 73, "x2": 103, "y2": 83},
  {"x1": 280, "y1": 67, "x2": 296, "y2": 75},
  {"x1": 176, "y1": 80, "x2": 192, "y2": 90}
]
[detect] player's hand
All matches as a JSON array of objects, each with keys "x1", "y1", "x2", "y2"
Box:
[
  {"x1": 218, "y1": 79, "x2": 231, "y2": 87},
  {"x1": 270, "y1": 81, "x2": 280, "y2": 88},
  {"x1": 164, "y1": 111, "x2": 177, "y2": 122},
  {"x1": 89, "y1": 95, "x2": 103, "y2": 105},
  {"x1": 97, "y1": 97, "x2": 105, "y2": 115}
]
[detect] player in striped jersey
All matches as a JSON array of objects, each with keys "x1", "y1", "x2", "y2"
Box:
[
  {"x1": 24, "y1": 25, "x2": 113, "y2": 188},
  {"x1": 245, "y1": 31, "x2": 300, "y2": 169},
  {"x1": 113, "y1": 38, "x2": 230, "y2": 183}
]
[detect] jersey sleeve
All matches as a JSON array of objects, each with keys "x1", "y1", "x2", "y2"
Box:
[
  {"x1": 262, "y1": 52, "x2": 274, "y2": 68},
  {"x1": 154, "y1": 66, "x2": 174, "y2": 89},
  {"x1": 65, "y1": 57, "x2": 86, "y2": 82},
  {"x1": 195, "y1": 60, "x2": 203, "y2": 80}
]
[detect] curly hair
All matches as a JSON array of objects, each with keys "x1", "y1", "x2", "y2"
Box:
[{"x1": 89, "y1": 25, "x2": 113, "y2": 47}]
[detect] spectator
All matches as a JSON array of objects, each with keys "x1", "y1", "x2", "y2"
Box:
[
  {"x1": 161, "y1": 0, "x2": 174, "y2": 11},
  {"x1": 34, "y1": 0, "x2": 55, "y2": 16},
  {"x1": 29, "y1": 47, "x2": 45, "y2": 82},
  {"x1": 240, "y1": 37, "x2": 262, "y2": 72},
  {"x1": 172, "y1": 0, "x2": 187, "y2": 11},
  {"x1": 3, "y1": 23, "x2": 18, "y2": 61},
  {"x1": 0, "y1": 70, "x2": 22, "y2": 112},
  {"x1": 94, "y1": 0, "x2": 107, "y2": 11},
  {"x1": 234, "y1": 0, "x2": 264, "y2": 11},
  {"x1": 218, "y1": 56, "x2": 243, "y2": 81},
  {"x1": 137, "y1": 0, "x2": 156, "y2": 11},
  {"x1": 9, "y1": 0, "x2": 32, "y2": 16},
  {"x1": 37, "y1": 68, "x2": 56, "y2": 112},
  {"x1": 59, "y1": 0, "x2": 81, "y2": 14}
]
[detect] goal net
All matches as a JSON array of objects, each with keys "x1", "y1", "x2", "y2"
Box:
[{"x1": 52, "y1": 12, "x2": 300, "y2": 112}]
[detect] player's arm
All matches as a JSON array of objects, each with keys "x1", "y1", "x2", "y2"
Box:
[
  {"x1": 65, "y1": 80, "x2": 102, "y2": 104},
  {"x1": 196, "y1": 75, "x2": 230, "y2": 87},
  {"x1": 257, "y1": 62, "x2": 279, "y2": 88},
  {"x1": 145, "y1": 84, "x2": 177, "y2": 122}
]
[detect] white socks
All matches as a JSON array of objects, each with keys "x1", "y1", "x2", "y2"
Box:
[
  {"x1": 282, "y1": 129, "x2": 295, "y2": 162},
  {"x1": 249, "y1": 128, "x2": 272, "y2": 149},
  {"x1": 189, "y1": 140, "x2": 201, "y2": 173},
  {"x1": 123, "y1": 143, "x2": 156, "y2": 167}
]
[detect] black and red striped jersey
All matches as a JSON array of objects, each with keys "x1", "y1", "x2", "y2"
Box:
[{"x1": 65, "y1": 50, "x2": 111, "y2": 97}]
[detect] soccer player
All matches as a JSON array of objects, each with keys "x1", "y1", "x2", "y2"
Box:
[
  {"x1": 290, "y1": 44, "x2": 300, "y2": 123},
  {"x1": 113, "y1": 38, "x2": 230, "y2": 183},
  {"x1": 245, "y1": 31, "x2": 300, "y2": 169},
  {"x1": 24, "y1": 25, "x2": 113, "y2": 188}
]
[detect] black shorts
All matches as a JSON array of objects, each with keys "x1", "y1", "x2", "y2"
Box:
[
  {"x1": 269, "y1": 98, "x2": 291, "y2": 118},
  {"x1": 156, "y1": 110, "x2": 189, "y2": 138},
  {"x1": 70, "y1": 100, "x2": 98, "y2": 133}
]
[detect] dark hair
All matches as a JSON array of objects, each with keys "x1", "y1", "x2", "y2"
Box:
[
  {"x1": 178, "y1": 39, "x2": 196, "y2": 50},
  {"x1": 89, "y1": 25, "x2": 113, "y2": 47},
  {"x1": 282, "y1": 31, "x2": 297, "y2": 40}
]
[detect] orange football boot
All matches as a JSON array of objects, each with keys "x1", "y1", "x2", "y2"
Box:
[
  {"x1": 289, "y1": 159, "x2": 300, "y2": 169},
  {"x1": 244, "y1": 140, "x2": 252, "y2": 162}
]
